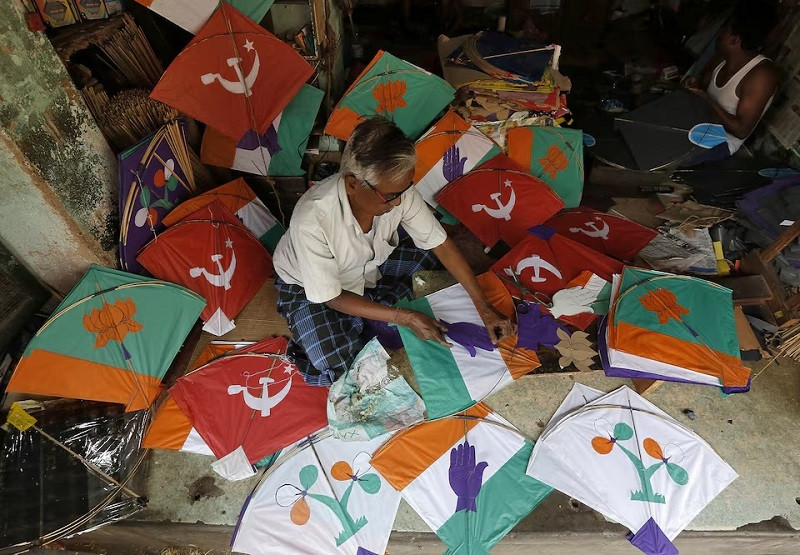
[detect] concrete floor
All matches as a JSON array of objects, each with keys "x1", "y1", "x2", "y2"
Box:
[{"x1": 135, "y1": 356, "x2": 800, "y2": 549}]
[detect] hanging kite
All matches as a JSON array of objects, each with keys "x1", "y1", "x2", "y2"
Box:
[
  {"x1": 435, "y1": 155, "x2": 564, "y2": 248},
  {"x1": 506, "y1": 125, "x2": 584, "y2": 207},
  {"x1": 201, "y1": 84, "x2": 324, "y2": 177},
  {"x1": 150, "y1": 3, "x2": 313, "y2": 142},
  {"x1": 142, "y1": 341, "x2": 252, "y2": 455},
  {"x1": 614, "y1": 91, "x2": 721, "y2": 171},
  {"x1": 413, "y1": 110, "x2": 501, "y2": 212},
  {"x1": 545, "y1": 207, "x2": 657, "y2": 261},
  {"x1": 162, "y1": 178, "x2": 285, "y2": 253},
  {"x1": 528, "y1": 384, "x2": 738, "y2": 555},
  {"x1": 118, "y1": 120, "x2": 196, "y2": 275},
  {"x1": 371, "y1": 404, "x2": 552, "y2": 554},
  {"x1": 324, "y1": 50, "x2": 456, "y2": 141},
  {"x1": 168, "y1": 337, "x2": 328, "y2": 474},
  {"x1": 231, "y1": 430, "x2": 401, "y2": 555},
  {"x1": 601, "y1": 267, "x2": 751, "y2": 392},
  {"x1": 137, "y1": 201, "x2": 273, "y2": 336},
  {"x1": 396, "y1": 273, "x2": 539, "y2": 419},
  {"x1": 6, "y1": 265, "x2": 205, "y2": 411},
  {"x1": 135, "y1": 0, "x2": 275, "y2": 34}
]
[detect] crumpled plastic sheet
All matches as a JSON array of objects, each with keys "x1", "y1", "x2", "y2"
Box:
[
  {"x1": 328, "y1": 338, "x2": 426, "y2": 442},
  {"x1": 0, "y1": 399, "x2": 148, "y2": 550}
]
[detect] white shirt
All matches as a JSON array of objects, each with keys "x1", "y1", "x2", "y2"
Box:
[
  {"x1": 273, "y1": 173, "x2": 448, "y2": 303},
  {"x1": 707, "y1": 55, "x2": 774, "y2": 154}
]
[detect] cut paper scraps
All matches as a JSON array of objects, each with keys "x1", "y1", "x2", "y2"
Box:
[
  {"x1": 6, "y1": 265, "x2": 205, "y2": 412},
  {"x1": 118, "y1": 120, "x2": 195, "y2": 275},
  {"x1": 600, "y1": 267, "x2": 751, "y2": 392},
  {"x1": 435, "y1": 155, "x2": 564, "y2": 248},
  {"x1": 135, "y1": 0, "x2": 275, "y2": 34},
  {"x1": 396, "y1": 273, "x2": 539, "y2": 419},
  {"x1": 162, "y1": 178, "x2": 285, "y2": 253},
  {"x1": 137, "y1": 201, "x2": 273, "y2": 336},
  {"x1": 168, "y1": 336, "x2": 329, "y2": 466},
  {"x1": 324, "y1": 50, "x2": 456, "y2": 141},
  {"x1": 545, "y1": 207, "x2": 657, "y2": 261},
  {"x1": 151, "y1": 3, "x2": 313, "y2": 141},
  {"x1": 201, "y1": 84, "x2": 324, "y2": 177},
  {"x1": 506, "y1": 125, "x2": 584, "y2": 207},
  {"x1": 371, "y1": 404, "x2": 552, "y2": 554},
  {"x1": 527, "y1": 384, "x2": 737, "y2": 555},
  {"x1": 232, "y1": 431, "x2": 401, "y2": 555},
  {"x1": 413, "y1": 110, "x2": 501, "y2": 211}
]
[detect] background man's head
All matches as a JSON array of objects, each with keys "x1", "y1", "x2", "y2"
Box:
[
  {"x1": 721, "y1": 0, "x2": 778, "y2": 54},
  {"x1": 341, "y1": 117, "x2": 417, "y2": 216}
]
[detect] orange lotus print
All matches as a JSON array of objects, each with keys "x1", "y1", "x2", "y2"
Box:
[
  {"x1": 373, "y1": 79, "x2": 408, "y2": 113},
  {"x1": 538, "y1": 144, "x2": 569, "y2": 180},
  {"x1": 640, "y1": 289, "x2": 690, "y2": 324},
  {"x1": 83, "y1": 298, "x2": 143, "y2": 348}
]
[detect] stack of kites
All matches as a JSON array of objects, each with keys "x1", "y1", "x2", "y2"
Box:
[
  {"x1": 150, "y1": 4, "x2": 319, "y2": 178},
  {"x1": 528, "y1": 384, "x2": 738, "y2": 555},
  {"x1": 599, "y1": 267, "x2": 751, "y2": 393},
  {"x1": 441, "y1": 31, "x2": 572, "y2": 143}
]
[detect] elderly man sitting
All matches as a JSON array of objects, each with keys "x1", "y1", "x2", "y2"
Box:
[{"x1": 273, "y1": 117, "x2": 515, "y2": 386}]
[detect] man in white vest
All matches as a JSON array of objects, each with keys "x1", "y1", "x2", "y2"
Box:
[{"x1": 684, "y1": 0, "x2": 778, "y2": 157}]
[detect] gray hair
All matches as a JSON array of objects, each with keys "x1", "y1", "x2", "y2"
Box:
[{"x1": 340, "y1": 117, "x2": 417, "y2": 186}]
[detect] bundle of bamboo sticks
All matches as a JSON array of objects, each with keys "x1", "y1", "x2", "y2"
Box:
[
  {"x1": 91, "y1": 88, "x2": 178, "y2": 151},
  {"x1": 776, "y1": 320, "x2": 800, "y2": 362},
  {"x1": 97, "y1": 13, "x2": 163, "y2": 89}
]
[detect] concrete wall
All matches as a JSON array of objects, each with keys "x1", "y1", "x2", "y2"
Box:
[{"x1": 0, "y1": 0, "x2": 117, "y2": 294}]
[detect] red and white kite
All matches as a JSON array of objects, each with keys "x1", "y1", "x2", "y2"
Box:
[
  {"x1": 137, "y1": 200, "x2": 273, "y2": 335},
  {"x1": 150, "y1": 3, "x2": 313, "y2": 141},
  {"x1": 545, "y1": 207, "x2": 657, "y2": 261},
  {"x1": 169, "y1": 336, "x2": 329, "y2": 464},
  {"x1": 435, "y1": 154, "x2": 564, "y2": 248},
  {"x1": 492, "y1": 226, "x2": 623, "y2": 328}
]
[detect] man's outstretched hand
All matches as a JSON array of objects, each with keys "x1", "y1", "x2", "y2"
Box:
[
  {"x1": 396, "y1": 308, "x2": 452, "y2": 347},
  {"x1": 478, "y1": 304, "x2": 517, "y2": 344}
]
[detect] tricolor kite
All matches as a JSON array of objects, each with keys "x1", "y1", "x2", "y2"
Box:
[
  {"x1": 135, "y1": 0, "x2": 275, "y2": 34},
  {"x1": 601, "y1": 267, "x2": 751, "y2": 392},
  {"x1": 168, "y1": 336, "x2": 329, "y2": 468},
  {"x1": 506, "y1": 125, "x2": 584, "y2": 208},
  {"x1": 435, "y1": 155, "x2": 564, "y2": 248},
  {"x1": 151, "y1": 3, "x2": 313, "y2": 141},
  {"x1": 137, "y1": 201, "x2": 273, "y2": 336},
  {"x1": 371, "y1": 405, "x2": 552, "y2": 554},
  {"x1": 118, "y1": 120, "x2": 195, "y2": 275},
  {"x1": 413, "y1": 110, "x2": 501, "y2": 212},
  {"x1": 528, "y1": 385, "x2": 738, "y2": 555},
  {"x1": 162, "y1": 178, "x2": 285, "y2": 253},
  {"x1": 396, "y1": 273, "x2": 539, "y2": 419},
  {"x1": 232, "y1": 431, "x2": 401, "y2": 555},
  {"x1": 324, "y1": 50, "x2": 456, "y2": 141},
  {"x1": 6, "y1": 265, "x2": 205, "y2": 411},
  {"x1": 545, "y1": 207, "x2": 657, "y2": 261},
  {"x1": 201, "y1": 84, "x2": 324, "y2": 177}
]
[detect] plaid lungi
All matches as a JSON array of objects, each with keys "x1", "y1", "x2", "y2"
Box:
[{"x1": 276, "y1": 238, "x2": 440, "y2": 386}]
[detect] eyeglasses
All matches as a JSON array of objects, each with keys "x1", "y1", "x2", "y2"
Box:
[{"x1": 364, "y1": 179, "x2": 414, "y2": 204}]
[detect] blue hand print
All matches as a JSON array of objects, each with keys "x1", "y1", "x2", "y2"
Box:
[
  {"x1": 448, "y1": 439, "x2": 488, "y2": 513},
  {"x1": 443, "y1": 144, "x2": 468, "y2": 182}
]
